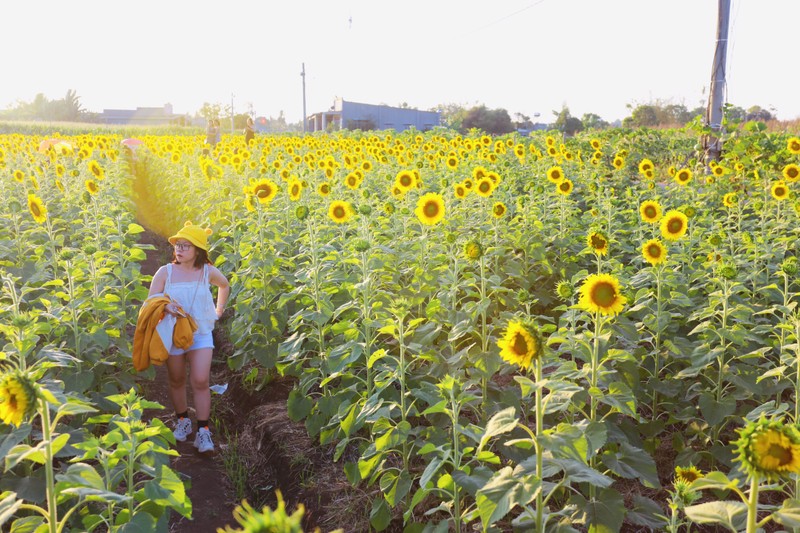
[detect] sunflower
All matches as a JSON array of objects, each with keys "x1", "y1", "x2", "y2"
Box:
[
  {"x1": 587, "y1": 231, "x2": 609, "y2": 256},
  {"x1": 492, "y1": 202, "x2": 507, "y2": 218},
  {"x1": 660, "y1": 210, "x2": 688, "y2": 241},
  {"x1": 464, "y1": 240, "x2": 483, "y2": 260},
  {"x1": 546, "y1": 166, "x2": 564, "y2": 184},
  {"x1": 590, "y1": 139, "x2": 601, "y2": 150},
  {"x1": 674, "y1": 168, "x2": 692, "y2": 186},
  {"x1": 13, "y1": 169, "x2": 24, "y2": 183},
  {"x1": 712, "y1": 165, "x2": 726, "y2": 177},
  {"x1": 788, "y1": 137, "x2": 800, "y2": 154},
  {"x1": 674, "y1": 465, "x2": 702, "y2": 484},
  {"x1": 328, "y1": 200, "x2": 354, "y2": 224},
  {"x1": 612, "y1": 156, "x2": 625, "y2": 170},
  {"x1": 578, "y1": 273, "x2": 627, "y2": 316},
  {"x1": 642, "y1": 239, "x2": 667, "y2": 266},
  {"x1": 668, "y1": 166, "x2": 677, "y2": 177},
  {"x1": 251, "y1": 178, "x2": 278, "y2": 204},
  {"x1": 556, "y1": 179, "x2": 573, "y2": 196},
  {"x1": 722, "y1": 192, "x2": 738, "y2": 208},
  {"x1": 361, "y1": 160, "x2": 372, "y2": 172},
  {"x1": 639, "y1": 200, "x2": 662, "y2": 224},
  {"x1": 446, "y1": 155, "x2": 458, "y2": 170},
  {"x1": 638, "y1": 159, "x2": 654, "y2": 175},
  {"x1": 415, "y1": 192, "x2": 446, "y2": 225},
  {"x1": 475, "y1": 177, "x2": 494, "y2": 198},
  {"x1": 85, "y1": 179, "x2": 99, "y2": 195},
  {"x1": 318, "y1": 182, "x2": 331, "y2": 197},
  {"x1": 487, "y1": 171, "x2": 501, "y2": 185},
  {"x1": 55, "y1": 180, "x2": 64, "y2": 193},
  {"x1": 345, "y1": 172, "x2": 360, "y2": 190},
  {"x1": 395, "y1": 170, "x2": 416, "y2": 192},
  {"x1": 288, "y1": 179, "x2": 303, "y2": 201},
  {"x1": 734, "y1": 417, "x2": 800, "y2": 481},
  {"x1": 453, "y1": 183, "x2": 467, "y2": 199},
  {"x1": 0, "y1": 370, "x2": 39, "y2": 427},
  {"x1": 27, "y1": 193, "x2": 47, "y2": 224},
  {"x1": 782, "y1": 164, "x2": 800, "y2": 183},
  {"x1": 88, "y1": 160, "x2": 105, "y2": 180},
  {"x1": 244, "y1": 194, "x2": 255, "y2": 212},
  {"x1": 472, "y1": 166, "x2": 488, "y2": 180},
  {"x1": 771, "y1": 180, "x2": 790, "y2": 201},
  {"x1": 497, "y1": 320, "x2": 543, "y2": 370}
]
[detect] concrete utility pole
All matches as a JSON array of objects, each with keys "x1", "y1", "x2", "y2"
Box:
[
  {"x1": 704, "y1": 0, "x2": 731, "y2": 164},
  {"x1": 301, "y1": 63, "x2": 307, "y2": 134}
]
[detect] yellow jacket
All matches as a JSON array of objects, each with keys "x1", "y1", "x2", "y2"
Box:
[{"x1": 133, "y1": 296, "x2": 198, "y2": 371}]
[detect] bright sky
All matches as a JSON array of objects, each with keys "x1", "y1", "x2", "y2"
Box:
[{"x1": 2, "y1": 1, "x2": 797, "y2": 124}]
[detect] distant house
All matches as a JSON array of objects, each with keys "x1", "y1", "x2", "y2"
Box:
[
  {"x1": 307, "y1": 98, "x2": 440, "y2": 133},
  {"x1": 101, "y1": 103, "x2": 183, "y2": 125}
]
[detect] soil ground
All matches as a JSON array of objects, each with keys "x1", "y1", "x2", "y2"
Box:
[{"x1": 134, "y1": 229, "x2": 367, "y2": 532}]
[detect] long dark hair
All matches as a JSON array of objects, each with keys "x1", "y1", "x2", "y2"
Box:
[{"x1": 172, "y1": 246, "x2": 211, "y2": 268}]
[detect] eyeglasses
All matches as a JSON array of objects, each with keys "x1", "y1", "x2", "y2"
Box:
[{"x1": 173, "y1": 243, "x2": 194, "y2": 251}]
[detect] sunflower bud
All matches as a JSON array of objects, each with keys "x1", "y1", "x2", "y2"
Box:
[
  {"x1": 384, "y1": 202, "x2": 395, "y2": 215},
  {"x1": 782, "y1": 256, "x2": 799, "y2": 276},
  {"x1": 464, "y1": 240, "x2": 483, "y2": 261},
  {"x1": 84, "y1": 244, "x2": 98, "y2": 255},
  {"x1": 8, "y1": 198, "x2": 21, "y2": 212},
  {"x1": 295, "y1": 205, "x2": 309, "y2": 221},
  {"x1": 555, "y1": 280, "x2": 574, "y2": 300},
  {"x1": 353, "y1": 239, "x2": 370, "y2": 253},
  {"x1": 59, "y1": 248, "x2": 77, "y2": 261},
  {"x1": 358, "y1": 204, "x2": 372, "y2": 215},
  {"x1": 718, "y1": 263, "x2": 738, "y2": 280}
]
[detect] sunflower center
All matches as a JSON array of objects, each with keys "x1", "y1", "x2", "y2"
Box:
[
  {"x1": 668, "y1": 218, "x2": 684, "y2": 234},
  {"x1": 479, "y1": 182, "x2": 490, "y2": 193},
  {"x1": 591, "y1": 235, "x2": 606, "y2": 249},
  {"x1": 257, "y1": 187, "x2": 271, "y2": 198},
  {"x1": 648, "y1": 244, "x2": 662, "y2": 257},
  {"x1": 644, "y1": 206, "x2": 656, "y2": 218},
  {"x1": 424, "y1": 201, "x2": 439, "y2": 217},
  {"x1": 512, "y1": 332, "x2": 528, "y2": 356},
  {"x1": 494, "y1": 205, "x2": 504, "y2": 215},
  {"x1": 789, "y1": 168, "x2": 799, "y2": 179},
  {"x1": 30, "y1": 203, "x2": 41, "y2": 216},
  {"x1": 591, "y1": 282, "x2": 616, "y2": 307},
  {"x1": 560, "y1": 182, "x2": 570, "y2": 191},
  {"x1": 333, "y1": 206, "x2": 346, "y2": 218},
  {"x1": 400, "y1": 176, "x2": 412, "y2": 186},
  {"x1": 768, "y1": 443, "x2": 794, "y2": 467},
  {"x1": 776, "y1": 187, "x2": 786, "y2": 196}
]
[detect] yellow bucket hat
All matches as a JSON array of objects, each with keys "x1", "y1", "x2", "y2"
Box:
[{"x1": 168, "y1": 221, "x2": 213, "y2": 251}]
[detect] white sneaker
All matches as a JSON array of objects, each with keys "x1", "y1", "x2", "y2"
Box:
[
  {"x1": 173, "y1": 417, "x2": 192, "y2": 442},
  {"x1": 193, "y1": 427, "x2": 214, "y2": 453}
]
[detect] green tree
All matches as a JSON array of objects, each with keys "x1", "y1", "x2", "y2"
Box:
[
  {"x1": 432, "y1": 102, "x2": 469, "y2": 131},
  {"x1": 461, "y1": 105, "x2": 514, "y2": 135},
  {"x1": 581, "y1": 113, "x2": 608, "y2": 130},
  {"x1": 552, "y1": 106, "x2": 583, "y2": 136}
]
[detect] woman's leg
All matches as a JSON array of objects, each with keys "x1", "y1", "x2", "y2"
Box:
[
  {"x1": 165, "y1": 354, "x2": 188, "y2": 414},
  {"x1": 187, "y1": 348, "x2": 213, "y2": 421}
]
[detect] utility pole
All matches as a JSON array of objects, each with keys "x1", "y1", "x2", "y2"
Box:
[
  {"x1": 704, "y1": 0, "x2": 731, "y2": 164},
  {"x1": 301, "y1": 63, "x2": 307, "y2": 134}
]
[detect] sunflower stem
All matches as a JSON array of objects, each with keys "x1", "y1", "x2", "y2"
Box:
[
  {"x1": 746, "y1": 476, "x2": 759, "y2": 533},
  {"x1": 40, "y1": 398, "x2": 58, "y2": 533},
  {"x1": 534, "y1": 357, "x2": 544, "y2": 533}
]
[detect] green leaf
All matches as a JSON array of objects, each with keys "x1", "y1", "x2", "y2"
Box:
[
  {"x1": 143, "y1": 465, "x2": 191, "y2": 518},
  {"x1": 774, "y1": 498, "x2": 800, "y2": 528},
  {"x1": 117, "y1": 511, "x2": 157, "y2": 532},
  {"x1": 127, "y1": 223, "x2": 145, "y2": 235},
  {"x1": 380, "y1": 470, "x2": 412, "y2": 507},
  {"x1": 370, "y1": 496, "x2": 392, "y2": 531},
  {"x1": 0, "y1": 492, "x2": 22, "y2": 529},
  {"x1": 601, "y1": 443, "x2": 659, "y2": 489},
  {"x1": 698, "y1": 392, "x2": 736, "y2": 427},
  {"x1": 287, "y1": 389, "x2": 313, "y2": 422},
  {"x1": 569, "y1": 488, "x2": 625, "y2": 533},
  {"x1": 690, "y1": 471, "x2": 739, "y2": 491},
  {"x1": 478, "y1": 407, "x2": 517, "y2": 451},
  {"x1": 476, "y1": 466, "x2": 539, "y2": 527},
  {"x1": 0, "y1": 425, "x2": 31, "y2": 463},
  {"x1": 684, "y1": 501, "x2": 747, "y2": 531}
]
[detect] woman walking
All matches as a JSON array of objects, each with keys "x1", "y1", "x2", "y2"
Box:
[{"x1": 146, "y1": 221, "x2": 230, "y2": 453}]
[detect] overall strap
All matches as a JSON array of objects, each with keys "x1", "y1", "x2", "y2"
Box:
[{"x1": 203, "y1": 264, "x2": 209, "y2": 285}]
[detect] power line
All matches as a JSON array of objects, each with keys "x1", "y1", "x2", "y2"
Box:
[{"x1": 461, "y1": 0, "x2": 549, "y2": 37}]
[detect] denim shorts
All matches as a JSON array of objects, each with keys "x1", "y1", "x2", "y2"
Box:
[{"x1": 169, "y1": 332, "x2": 214, "y2": 356}]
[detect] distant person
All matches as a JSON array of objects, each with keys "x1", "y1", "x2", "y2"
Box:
[
  {"x1": 214, "y1": 119, "x2": 222, "y2": 145},
  {"x1": 244, "y1": 117, "x2": 255, "y2": 145},
  {"x1": 205, "y1": 119, "x2": 218, "y2": 149}
]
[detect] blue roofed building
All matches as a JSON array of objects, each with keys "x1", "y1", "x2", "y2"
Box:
[{"x1": 307, "y1": 98, "x2": 440, "y2": 132}]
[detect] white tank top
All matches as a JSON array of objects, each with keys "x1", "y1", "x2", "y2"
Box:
[{"x1": 164, "y1": 264, "x2": 217, "y2": 334}]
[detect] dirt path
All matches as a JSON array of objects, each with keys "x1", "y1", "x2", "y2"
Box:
[{"x1": 135, "y1": 229, "x2": 237, "y2": 532}]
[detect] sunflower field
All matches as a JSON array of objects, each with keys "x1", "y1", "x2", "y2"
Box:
[{"x1": 2, "y1": 125, "x2": 800, "y2": 532}]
